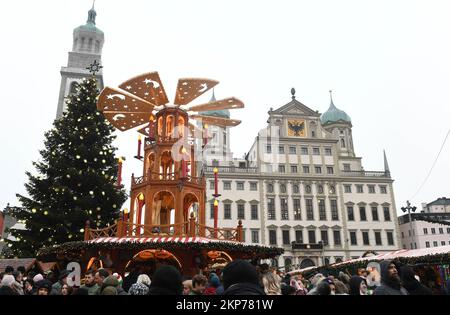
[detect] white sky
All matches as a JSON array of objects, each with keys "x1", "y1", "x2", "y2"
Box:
[{"x1": 1, "y1": 0, "x2": 449, "y2": 216}]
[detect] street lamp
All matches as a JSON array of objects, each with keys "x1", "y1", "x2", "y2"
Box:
[{"x1": 401, "y1": 200, "x2": 417, "y2": 249}]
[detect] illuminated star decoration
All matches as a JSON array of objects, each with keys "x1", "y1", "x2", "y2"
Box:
[{"x1": 86, "y1": 60, "x2": 103, "y2": 76}]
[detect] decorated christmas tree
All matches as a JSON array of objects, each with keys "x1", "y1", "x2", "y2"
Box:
[{"x1": 5, "y1": 76, "x2": 127, "y2": 258}]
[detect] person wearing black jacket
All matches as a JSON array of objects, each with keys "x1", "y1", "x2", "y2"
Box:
[
  {"x1": 373, "y1": 260, "x2": 408, "y2": 295},
  {"x1": 400, "y1": 266, "x2": 432, "y2": 295},
  {"x1": 222, "y1": 260, "x2": 266, "y2": 295}
]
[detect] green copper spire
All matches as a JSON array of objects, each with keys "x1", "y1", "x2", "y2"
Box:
[{"x1": 320, "y1": 90, "x2": 351, "y2": 125}]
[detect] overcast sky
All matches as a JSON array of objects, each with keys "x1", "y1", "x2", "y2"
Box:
[{"x1": 1, "y1": 0, "x2": 449, "y2": 215}]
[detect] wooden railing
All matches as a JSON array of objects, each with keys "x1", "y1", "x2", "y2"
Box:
[
  {"x1": 84, "y1": 218, "x2": 244, "y2": 242},
  {"x1": 131, "y1": 172, "x2": 205, "y2": 187}
]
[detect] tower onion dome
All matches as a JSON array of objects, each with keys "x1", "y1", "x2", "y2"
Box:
[
  {"x1": 199, "y1": 90, "x2": 231, "y2": 119},
  {"x1": 320, "y1": 90, "x2": 351, "y2": 124},
  {"x1": 74, "y1": 5, "x2": 104, "y2": 35}
]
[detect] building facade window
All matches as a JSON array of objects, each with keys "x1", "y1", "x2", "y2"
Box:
[
  {"x1": 315, "y1": 166, "x2": 322, "y2": 174},
  {"x1": 251, "y1": 204, "x2": 258, "y2": 220},
  {"x1": 380, "y1": 186, "x2": 387, "y2": 194},
  {"x1": 267, "y1": 183, "x2": 274, "y2": 193},
  {"x1": 313, "y1": 147, "x2": 320, "y2": 155},
  {"x1": 250, "y1": 182, "x2": 258, "y2": 191},
  {"x1": 321, "y1": 230, "x2": 329, "y2": 246},
  {"x1": 368, "y1": 185, "x2": 375, "y2": 194},
  {"x1": 371, "y1": 207, "x2": 379, "y2": 221},
  {"x1": 301, "y1": 147, "x2": 308, "y2": 155},
  {"x1": 433, "y1": 241, "x2": 438, "y2": 247},
  {"x1": 210, "y1": 203, "x2": 215, "y2": 220},
  {"x1": 303, "y1": 165, "x2": 310, "y2": 173},
  {"x1": 293, "y1": 198, "x2": 301, "y2": 220},
  {"x1": 266, "y1": 145, "x2": 272, "y2": 153},
  {"x1": 308, "y1": 230, "x2": 316, "y2": 243},
  {"x1": 268, "y1": 198, "x2": 276, "y2": 220},
  {"x1": 325, "y1": 148, "x2": 332, "y2": 156},
  {"x1": 431, "y1": 228, "x2": 436, "y2": 234},
  {"x1": 209, "y1": 181, "x2": 215, "y2": 190},
  {"x1": 344, "y1": 185, "x2": 352, "y2": 193},
  {"x1": 343, "y1": 163, "x2": 351, "y2": 171},
  {"x1": 387, "y1": 231, "x2": 394, "y2": 245},
  {"x1": 447, "y1": 228, "x2": 450, "y2": 234},
  {"x1": 251, "y1": 230, "x2": 259, "y2": 243},
  {"x1": 356, "y1": 185, "x2": 363, "y2": 193},
  {"x1": 383, "y1": 207, "x2": 391, "y2": 221},
  {"x1": 289, "y1": 146, "x2": 296, "y2": 154},
  {"x1": 347, "y1": 206, "x2": 355, "y2": 221},
  {"x1": 439, "y1": 228, "x2": 444, "y2": 234},
  {"x1": 362, "y1": 231, "x2": 370, "y2": 245},
  {"x1": 426, "y1": 241, "x2": 430, "y2": 248},
  {"x1": 282, "y1": 230, "x2": 290, "y2": 245},
  {"x1": 223, "y1": 181, "x2": 231, "y2": 190},
  {"x1": 281, "y1": 198, "x2": 289, "y2": 220},
  {"x1": 236, "y1": 181, "x2": 244, "y2": 190},
  {"x1": 224, "y1": 204, "x2": 231, "y2": 219},
  {"x1": 278, "y1": 146, "x2": 285, "y2": 154},
  {"x1": 306, "y1": 199, "x2": 314, "y2": 220},
  {"x1": 237, "y1": 204, "x2": 245, "y2": 220},
  {"x1": 327, "y1": 167, "x2": 334, "y2": 174},
  {"x1": 350, "y1": 231, "x2": 357, "y2": 245},
  {"x1": 318, "y1": 199, "x2": 326, "y2": 220},
  {"x1": 295, "y1": 230, "x2": 303, "y2": 243},
  {"x1": 423, "y1": 228, "x2": 428, "y2": 235},
  {"x1": 279, "y1": 165, "x2": 286, "y2": 173},
  {"x1": 333, "y1": 230, "x2": 341, "y2": 246},
  {"x1": 269, "y1": 230, "x2": 277, "y2": 245},
  {"x1": 359, "y1": 206, "x2": 367, "y2": 221},
  {"x1": 375, "y1": 231, "x2": 382, "y2": 245},
  {"x1": 328, "y1": 200, "x2": 339, "y2": 221},
  {"x1": 291, "y1": 165, "x2": 298, "y2": 173}
]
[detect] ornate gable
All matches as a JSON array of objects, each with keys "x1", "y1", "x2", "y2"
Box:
[{"x1": 271, "y1": 99, "x2": 320, "y2": 118}]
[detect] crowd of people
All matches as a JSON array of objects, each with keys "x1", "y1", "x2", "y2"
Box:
[{"x1": 0, "y1": 259, "x2": 448, "y2": 295}]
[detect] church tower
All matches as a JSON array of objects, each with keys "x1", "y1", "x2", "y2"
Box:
[{"x1": 56, "y1": 3, "x2": 105, "y2": 118}]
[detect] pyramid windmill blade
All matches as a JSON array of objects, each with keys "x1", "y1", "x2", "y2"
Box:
[
  {"x1": 119, "y1": 72, "x2": 169, "y2": 106},
  {"x1": 190, "y1": 114, "x2": 241, "y2": 127},
  {"x1": 174, "y1": 78, "x2": 219, "y2": 106},
  {"x1": 97, "y1": 87, "x2": 155, "y2": 131},
  {"x1": 187, "y1": 97, "x2": 244, "y2": 112}
]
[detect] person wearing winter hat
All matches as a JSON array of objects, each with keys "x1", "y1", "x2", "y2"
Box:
[
  {"x1": 222, "y1": 260, "x2": 265, "y2": 295},
  {"x1": 113, "y1": 273, "x2": 124, "y2": 287},
  {"x1": 203, "y1": 273, "x2": 221, "y2": 295},
  {"x1": 50, "y1": 270, "x2": 71, "y2": 295},
  {"x1": 148, "y1": 265, "x2": 183, "y2": 295},
  {"x1": 373, "y1": 260, "x2": 408, "y2": 295},
  {"x1": 349, "y1": 276, "x2": 369, "y2": 295},
  {"x1": 128, "y1": 274, "x2": 151, "y2": 295},
  {"x1": 101, "y1": 275, "x2": 128, "y2": 295},
  {"x1": 36, "y1": 279, "x2": 53, "y2": 295},
  {"x1": 101, "y1": 286, "x2": 118, "y2": 295},
  {"x1": 33, "y1": 273, "x2": 44, "y2": 283},
  {"x1": 0, "y1": 274, "x2": 17, "y2": 295}
]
